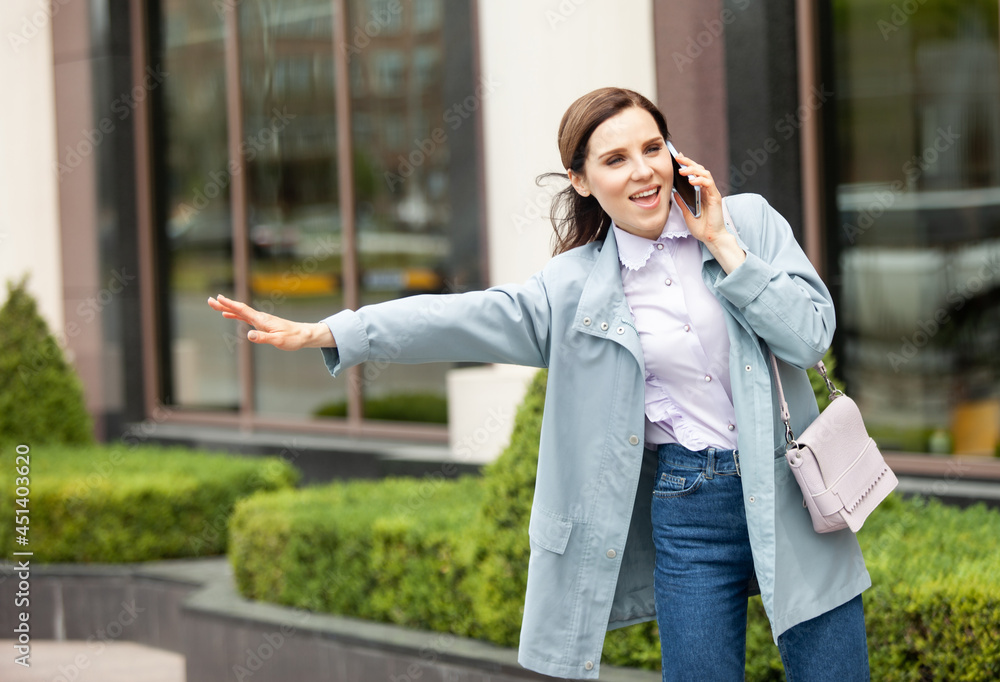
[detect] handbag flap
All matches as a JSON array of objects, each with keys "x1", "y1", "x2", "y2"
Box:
[{"x1": 795, "y1": 395, "x2": 871, "y2": 483}]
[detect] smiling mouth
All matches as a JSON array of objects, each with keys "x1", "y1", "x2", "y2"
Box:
[{"x1": 629, "y1": 186, "x2": 660, "y2": 208}]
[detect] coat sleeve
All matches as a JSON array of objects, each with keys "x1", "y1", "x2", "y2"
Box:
[
  {"x1": 318, "y1": 272, "x2": 552, "y2": 377},
  {"x1": 710, "y1": 194, "x2": 835, "y2": 369}
]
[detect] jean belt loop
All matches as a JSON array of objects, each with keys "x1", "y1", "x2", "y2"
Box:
[
  {"x1": 734, "y1": 449, "x2": 741, "y2": 478},
  {"x1": 705, "y1": 448, "x2": 715, "y2": 480}
]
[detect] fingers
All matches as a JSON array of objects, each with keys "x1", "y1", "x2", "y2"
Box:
[{"x1": 208, "y1": 294, "x2": 261, "y2": 326}]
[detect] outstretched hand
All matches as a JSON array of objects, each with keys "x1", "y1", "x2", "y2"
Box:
[{"x1": 207, "y1": 294, "x2": 335, "y2": 350}]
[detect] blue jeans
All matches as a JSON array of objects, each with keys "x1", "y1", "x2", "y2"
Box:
[{"x1": 651, "y1": 442, "x2": 870, "y2": 681}]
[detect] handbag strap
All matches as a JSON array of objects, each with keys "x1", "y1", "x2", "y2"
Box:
[{"x1": 721, "y1": 198, "x2": 842, "y2": 445}]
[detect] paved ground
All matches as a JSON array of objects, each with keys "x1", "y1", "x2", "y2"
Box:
[{"x1": 0, "y1": 640, "x2": 184, "y2": 682}]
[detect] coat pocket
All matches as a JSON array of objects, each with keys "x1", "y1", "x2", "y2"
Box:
[{"x1": 528, "y1": 510, "x2": 573, "y2": 555}]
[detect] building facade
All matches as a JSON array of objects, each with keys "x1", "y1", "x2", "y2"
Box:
[{"x1": 4, "y1": 0, "x2": 999, "y2": 462}]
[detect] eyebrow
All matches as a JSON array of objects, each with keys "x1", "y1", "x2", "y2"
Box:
[{"x1": 593, "y1": 136, "x2": 664, "y2": 161}]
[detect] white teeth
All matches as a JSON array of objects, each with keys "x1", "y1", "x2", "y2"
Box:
[{"x1": 630, "y1": 188, "x2": 658, "y2": 199}]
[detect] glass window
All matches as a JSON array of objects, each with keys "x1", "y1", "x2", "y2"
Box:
[
  {"x1": 154, "y1": 1, "x2": 237, "y2": 411},
  {"x1": 413, "y1": 0, "x2": 442, "y2": 33},
  {"x1": 152, "y1": 0, "x2": 483, "y2": 428},
  {"x1": 239, "y1": 0, "x2": 346, "y2": 419},
  {"x1": 348, "y1": 0, "x2": 483, "y2": 423},
  {"x1": 372, "y1": 50, "x2": 406, "y2": 94},
  {"x1": 830, "y1": 0, "x2": 1000, "y2": 454}
]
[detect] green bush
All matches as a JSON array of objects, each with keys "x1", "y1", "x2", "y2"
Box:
[
  {"x1": 230, "y1": 476, "x2": 482, "y2": 633},
  {"x1": 230, "y1": 359, "x2": 1000, "y2": 679},
  {"x1": 461, "y1": 369, "x2": 545, "y2": 644},
  {"x1": 314, "y1": 392, "x2": 448, "y2": 424},
  {"x1": 0, "y1": 444, "x2": 299, "y2": 562},
  {"x1": 0, "y1": 277, "x2": 94, "y2": 447},
  {"x1": 810, "y1": 348, "x2": 845, "y2": 411}
]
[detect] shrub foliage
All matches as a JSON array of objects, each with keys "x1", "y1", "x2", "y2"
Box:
[
  {"x1": 0, "y1": 445, "x2": 299, "y2": 562},
  {"x1": 230, "y1": 364, "x2": 1000, "y2": 679},
  {"x1": 0, "y1": 277, "x2": 94, "y2": 447}
]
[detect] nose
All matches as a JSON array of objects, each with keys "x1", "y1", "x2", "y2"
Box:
[{"x1": 631, "y1": 157, "x2": 654, "y2": 180}]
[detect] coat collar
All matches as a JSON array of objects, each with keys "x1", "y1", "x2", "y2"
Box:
[{"x1": 573, "y1": 228, "x2": 645, "y2": 371}]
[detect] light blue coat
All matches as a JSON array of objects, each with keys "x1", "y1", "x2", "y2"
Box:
[{"x1": 321, "y1": 194, "x2": 870, "y2": 679}]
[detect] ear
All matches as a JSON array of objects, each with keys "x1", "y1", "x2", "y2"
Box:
[{"x1": 567, "y1": 169, "x2": 590, "y2": 197}]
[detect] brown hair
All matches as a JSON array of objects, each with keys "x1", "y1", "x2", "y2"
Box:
[{"x1": 540, "y1": 87, "x2": 670, "y2": 255}]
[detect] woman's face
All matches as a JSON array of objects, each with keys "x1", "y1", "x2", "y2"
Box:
[{"x1": 569, "y1": 106, "x2": 674, "y2": 240}]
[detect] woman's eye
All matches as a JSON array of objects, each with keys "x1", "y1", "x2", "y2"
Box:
[
  {"x1": 646, "y1": 144, "x2": 662, "y2": 154},
  {"x1": 606, "y1": 156, "x2": 624, "y2": 166}
]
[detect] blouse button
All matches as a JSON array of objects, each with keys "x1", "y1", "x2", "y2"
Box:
[
  {"x1": 656, "y1": 243, "x2": 664, "y2": 250},
  {"x1": 628, "y1": 435, "x2": 639, "y2": 445},
  {"x1": 600, "y1": 322, "x2": 609, "y2": 331},
  {"x1": 665, "y1": 278, "x2": 672, "y2": 286},
  {"x1": 728, "y1": 424, "x2": 736, "y2": 431},
  {"x1": 583, "y1": 317, "x2": 592, "y2": 326},
  {"x1": 683, "y1": 324, "x2": 691, "y2": 332},
  {"x1": 704, "y1": 375, "x2": 712, "y2": 382}
]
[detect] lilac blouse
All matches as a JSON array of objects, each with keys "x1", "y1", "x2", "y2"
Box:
[{"x1": 613, "y1": 200, "x2": 739, "y2": 450}]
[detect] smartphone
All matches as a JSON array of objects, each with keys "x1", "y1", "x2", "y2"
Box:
[{"x1": 665, "y1": 140, "x2": 702, "y2": 219}]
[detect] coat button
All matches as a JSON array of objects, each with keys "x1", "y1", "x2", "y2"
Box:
[
  {"x1": 616, "y1": 326, "x2": 625, "y2": 334},
  {"x1": 583, "y1": 317, "x2": 592, "y2": 326},
  {"x1": 584, "y1": 661, "x2": 594, "y2": 671},
  {"x1": 749, "y1": 495, "x2": 756, "y2": 503},
  {"x1": 745, "y1": 364, "x2": 752, "y2": 371},
  {"x1": 606, "y1": 549, "x2": 617, "y2": 559},
  {"x1": 628, "y1": 435, "x2": 639, "y2": 445},
  {"x1": 600, "y1": 322, "x2": 609, "y2": 331}
]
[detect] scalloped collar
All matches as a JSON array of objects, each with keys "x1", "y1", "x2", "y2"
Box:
[{"x1": 612, "y1": 201, "x2": 692, "y2": 271}]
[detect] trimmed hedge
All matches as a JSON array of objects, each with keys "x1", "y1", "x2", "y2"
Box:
[
  {"x1": 314, "y1": 392, "x2": 449, "y2": 424},
  {"x1": 231, "y1": 476, "x2": 482, "y2": 633},
  {"x1": 0, "y1": 277, "x2": 94, "y2": 447},
  {"x1": 230, "y1": 365, "x2": 1000, "y2": 679},
  {"x1": 0, "y1": 445, "x2": 299, "y2": 562}
]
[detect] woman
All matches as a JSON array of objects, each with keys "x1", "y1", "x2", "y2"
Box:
[{"x1": 209, "y1": 87, "x2": 871, "y2": 680}]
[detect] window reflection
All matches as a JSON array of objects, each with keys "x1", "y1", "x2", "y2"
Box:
[
  {"x1": 239, "y1": 0, "x2": 347, "y2": 419},
  {"x1": 157, "y1": 0, "x2": 238, "y2": 410},
  {"x1": 832, "y1": 0, "x2": 1000, "y2": 454},
  {"x1": 154, "y1": 0, "x2": 482, "y2": 426},
  {"x1": 349, "y1": 0, "x2": 483, "y2": 422}
]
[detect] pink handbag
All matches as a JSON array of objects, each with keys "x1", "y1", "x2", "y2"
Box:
[{"x1": 769, "y1": 352, "x2": 898, "y2": 533}]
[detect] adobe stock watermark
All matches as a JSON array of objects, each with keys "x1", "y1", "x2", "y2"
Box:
[
  {"x1": 174, "y1": 107, "x2": 296, "y2": 221},
  {"x1": 384, "y1": 76, "x2": 500, "y2": 191},
  {"x1": 886, "y1": 252, "x2": 1000, "y2": 372},
  {"x1": 220, "y1": 237, "x2": 337, "y2": 354},
  {"x1": 671, "y1": 0, "x2": 751, "y2": 72},
  {"x1": 345, "y1": 279, "x2": 468, "y2": 391},
  {"x1": 842, "y1": 126, "x2": 961, "y2": 244},
  {"x1": 729, "y1": 84, "x2": 834, "y2": 191},
  {"x1": 511, "y1": 185, "x2": 561, "y2": 236},
  {"x1": 877, "y1": 0, "x2": 929, "y2": 40},
  {"x1": 16, "y1": 268, "x2": 135, "y2": 385},
  {"x1": 211, "y1": 0, "x2": 252, "y2": 18},
  {"x1": 48, "y1": 600, "x2": 146, "y2": 682},
  {"x1": 545, "y1": 0, "x2": 588, "y2": 29},
  {"x1": 342, "y1": 0, "x2": 403, "y2": 60},
  {"x1": 7, "y1": 0, "x2": 73, "y2": 53},
  {"x1": 53, "y1": 65, "x2": 168, "y2": 177}
]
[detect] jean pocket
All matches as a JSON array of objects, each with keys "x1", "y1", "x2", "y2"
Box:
[{"x1": 653, "y1": 471, "x2": 704, "y2": 498}]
